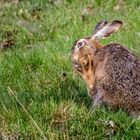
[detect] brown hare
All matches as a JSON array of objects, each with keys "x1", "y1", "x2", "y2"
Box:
[{"x1": 71, "y1": 20, "x2": 140, "y2": 116}]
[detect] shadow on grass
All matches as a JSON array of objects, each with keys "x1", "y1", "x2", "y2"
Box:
[{"x1": 51, "y1": 77, "x2": 93, "y2": 109}]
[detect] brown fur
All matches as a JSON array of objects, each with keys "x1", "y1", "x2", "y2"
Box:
[{"x1": 71, "y1": 40, "x2": 140, "y2": 116}]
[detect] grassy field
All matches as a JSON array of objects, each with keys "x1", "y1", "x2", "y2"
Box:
[{"x1": 0, "y1": 0, "x2": 140, "y2": 139}]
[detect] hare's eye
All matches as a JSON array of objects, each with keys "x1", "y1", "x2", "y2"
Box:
[{"x1": 77, "y1": 41, "x2": 83, "y2": 48}]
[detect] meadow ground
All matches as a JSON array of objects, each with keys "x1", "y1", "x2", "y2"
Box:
[{"x1": 0, "y1": 0, "x2": 140, "y2": 139}]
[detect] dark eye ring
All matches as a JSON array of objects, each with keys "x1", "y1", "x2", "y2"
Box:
[{"x1": 77, "y1": 41, "x2": 83, "y2": 48}]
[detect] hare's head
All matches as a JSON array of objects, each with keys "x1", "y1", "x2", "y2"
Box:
[{"x1": 71, "y1": 20, "x2": 123, "y2": 73}]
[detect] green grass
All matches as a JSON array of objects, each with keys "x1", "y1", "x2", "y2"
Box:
[{"x1": 0, "y1": 0, "x2": 140, "y2": 139}]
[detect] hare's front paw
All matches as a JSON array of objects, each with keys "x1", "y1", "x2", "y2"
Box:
[
  {"x1": 92, "y1": 93, "x2": 103, "y2": 107},
  {"x1": 78, "y1": 55, "x2": 94, "y2": 90}
]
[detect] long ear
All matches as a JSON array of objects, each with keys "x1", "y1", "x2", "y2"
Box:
[
  {"x1": 92, "y1": 20, "x2": 108, "y2": 35},
  {"x1": 91, "y1": 20, "x2": 123, "y2": 40}
]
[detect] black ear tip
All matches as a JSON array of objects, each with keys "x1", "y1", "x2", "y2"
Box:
[
  {"x1": 98, "y1": 20, "x2": 108, "y2": 24},
  {"x1": 112, "y1": 20, "x2": 123, "y2": 25},
  {"x1": 93, "y1": 20, "x2": 108, "y2": 35},
  {"x1": 96, "y1": 20, "x2": 108, "y2": 28}
]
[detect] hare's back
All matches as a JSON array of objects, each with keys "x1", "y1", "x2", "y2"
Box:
[{"x1": 100, "y1": 43, "x2": 140, "y2": 94}]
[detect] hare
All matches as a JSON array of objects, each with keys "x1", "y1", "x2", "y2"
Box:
[{"x1": 71, "y1": 20, "x2": 140, "y2": 116}]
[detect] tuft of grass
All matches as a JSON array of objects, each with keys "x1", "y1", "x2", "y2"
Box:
[{"x1": 0, "y1": 0, "x2": 140, "y2": 139}]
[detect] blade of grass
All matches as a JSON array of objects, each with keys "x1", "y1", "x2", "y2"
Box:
[{"x1": 7, "y1": 87, "x2": 48, "y2": 140}]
